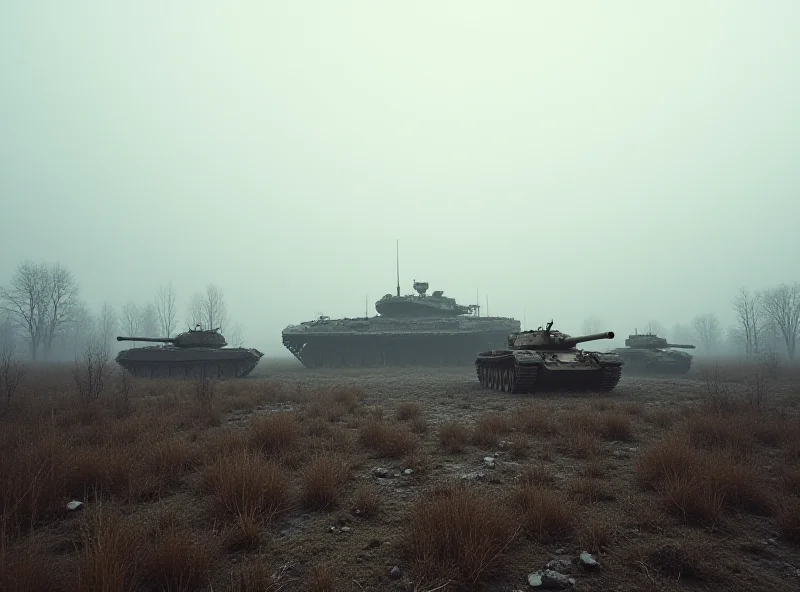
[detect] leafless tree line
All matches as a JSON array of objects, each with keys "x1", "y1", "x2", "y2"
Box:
[{"x1": 1, "y1": 260, "x2": 247, "y2": 361}]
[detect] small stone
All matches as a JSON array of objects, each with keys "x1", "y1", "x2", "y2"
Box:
[
  {"x1": 579, "y1": 551, "x2": 599, "y2": 569},
  {"x1": 341, "y1": 526, "x2": 352, "y2": 533},
  {"x1": 403, "y1": 468, "x2": 414, "y2": 475},
  {"x1": 66, "y1": 501, "x2": 83, "y2": 511},
  {"x1": 393, "y1": 472, "x2": 401, "y2": 478},
  {"x1": 540, "y1": 570, "x2": 574, "y2": 589},
  {"x1": 373, "y1": 467, "x2": 391, "y2": 478},
  {"x1": 545, "y1": 559, "x2": 572, "y2": 573},
  {"x1": 484, "y1": 456, "x2": 496, "y2": 468},
  {"x1": 389, "y1": 566, "x2": 402, "y2": 580},
  {"x1": 461, "y1": 471, "x2": 485, "y2": 480},
  {"x1": 328, "y1": 526, "x2": 338, "y2": 533},
  {"x1": 527, "y1": 571, "x2": 543, "y2": 587}
]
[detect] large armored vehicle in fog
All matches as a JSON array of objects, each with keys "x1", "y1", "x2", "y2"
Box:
[
  {"x1": 610, "y1": 331, "x2": 695, "y2": 375},
  {"x1": 115, "y1": 325, "x2": 264, "y2": 379},
  {"x1": 475, "y1": 321, "x2": 623, "y2": 394},
  {"x1": 282, "y1": 280, "x2": 520, "y2": 368}
]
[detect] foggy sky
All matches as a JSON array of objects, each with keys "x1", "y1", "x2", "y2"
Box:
[{"x1": 2, "y1": 1, "x2": 798, "y2": 355}]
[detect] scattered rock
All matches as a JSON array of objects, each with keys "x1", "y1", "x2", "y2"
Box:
[
  {"x1": 528, "y1": 569, "x2": 575, "y2": 589},
  {"x1": 579, "y1": 551, "x2": 599, "y2": 569},
  {"x1": 545, "y1": 559, "x2": 572, "y2": 573},
  {"x1": 403, "y1": 468, "x2": 414, "y2": 476},
  {"x1": 373, "y1": 467, "x2": 391, "y2": 478},
  {"x1": 340, "y1": 526, "x2": 352, "y2": 533},
  {"x1": 329, "y1": 526, "x2": 338, "y2": 533},
  {"x1": 484, "y1": 456, "x2": 496, "y2": 469},
  {"x1": 389, "y1": 566, "x2": 402, "y2": 580},
  {"x1": 527, "y1": 572, "x2": 543, "y2": 587},
  {"x1": 461, "y1": 472, "x2": 485, "y2": 481},
  {"x1": 66, "y1": 501, "x2": 83, "y2": 512}
]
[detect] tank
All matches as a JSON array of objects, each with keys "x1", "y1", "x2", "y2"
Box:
[
  {"x1": 114, "y1": 325, "x2": 264, "y2": 379},
  {"x1": 610, "y1": 331, "x2": 696, "y2": 375},
  {"x1": 475, "y1": 321, "x2": 623, "y2": 394},
  {"x1": 282, "y1": 280, "x2": 521, "y2": 367}
]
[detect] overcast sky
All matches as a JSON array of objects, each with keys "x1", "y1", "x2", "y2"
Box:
[{"x1": 1, "y1": 1, "x2": 798, "y2": 354}]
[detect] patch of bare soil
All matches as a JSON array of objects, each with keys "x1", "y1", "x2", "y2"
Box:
[{"x1": 1, "y1": 357, "x2": 799, "y2": 591}]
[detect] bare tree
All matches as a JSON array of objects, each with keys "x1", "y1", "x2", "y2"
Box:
[
  {"x1": 98, "y1": 302, "x2": 117, "y2": 353},
  {"x1": 0, "y1": 326, "x2": 26, "y2": 406},
  {"x1": 188, "y1": 284, "x2": 229, "y2": 333},
  {"x1": 72, "y1": 333, "x2": 112, "y2": 404},
  {"x1": 42, "y1": 262, "x2": 79, "y2": 358},
  {"x1": 119, "y1": 301, "x2": 142, "y2": 347},
  {"x1": 155, "y1": 281, "x2": 177, "y2": 338},
  {"x1": 732, "y1": 288, "x2": 763, "y2": 356},
  {"x1": 0, "y1": 261, "x2": 49, "y2": 359},
  {"x1": 228, "y1": 322, "x2": 244, "y2": 347},
  {"x1": 581, "y1": 315, "x2": 605, "y2": 335},
  {"x1": 692, "y1": 313, "x2": 721, "y2": 355},
  {"x1": 140, "y1": 303, "x2": 158, "y2": 337},
  {"x1": 66, "y1": 303, "x2": 96, "y2": 357},
  {"x1": 760, "y1": 283, "x2": 800, "y2": 360}
]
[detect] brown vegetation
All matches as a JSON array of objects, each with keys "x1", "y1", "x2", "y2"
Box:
[{"x1": 1, "y1": 358, "x2": 799, "y2": 591}]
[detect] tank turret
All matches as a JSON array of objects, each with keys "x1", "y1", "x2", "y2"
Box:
[
  {"x1": 475, "y1": 320, "x2": 623, "y2": 395},
  {"x1": 508, "y1": 321, "x2": 615, "y2": 350},
  {"x1": 611, "y1": 331, "x2": 696, "y2": 375},
  {"x1": 117, "y1": 325, "x2": 227, "y2": 349}
]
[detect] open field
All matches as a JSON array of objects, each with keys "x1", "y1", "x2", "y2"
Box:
[{"x1": 2, "y1": 357, "x2": 800, "y2": 591}]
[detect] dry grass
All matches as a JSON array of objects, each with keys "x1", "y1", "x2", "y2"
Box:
[
  {"x1": 2, "y1": 358, "x2": 800, "y2": 592},
  {"x1": 407, "y1": 483, "x2": 519, "y2": 587},
  {"x1": 358, "y1": 420, "x2": 418, "y2": 458}
]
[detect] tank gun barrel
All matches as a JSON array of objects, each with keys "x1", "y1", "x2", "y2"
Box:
[
  {"x1": 665, "y1": 343, "x2": 696, "y2": 349},
  {"x1": 116, "y1": 336, "x2": 175, "y2": 343},
  {"x1": 562, "y1": 331, "x2": 615, "y2": 347}
]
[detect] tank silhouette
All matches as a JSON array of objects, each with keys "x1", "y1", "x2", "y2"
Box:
[
  {"x1": 115, "y1": 325, "x2": 263, "y2": 379},
  {"x1": 610, "y1": 331, "x2": 696, "y2": 375},
  {"x1": 475, "y1": 321, "x2": 623, "y2": 393},
  {"x1": 282, "y1": 280, "x2": 520, "y2": 368}
]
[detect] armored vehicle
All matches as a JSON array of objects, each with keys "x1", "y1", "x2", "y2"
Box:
[
  {"x1": 475, "y1": 321, "x2": 623, "y2": 394},
  {"x1": 610, "y1": 331, "x2": 695, "y2": 375},
  {"x1": 115, "y1": 325, "x2": 263, "y2": 379},
  {"x1": 282, "y1": 280, "x2": 520, "y2": 368}
]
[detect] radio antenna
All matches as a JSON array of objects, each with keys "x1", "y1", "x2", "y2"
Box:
[{"x1": 396, "y1": 239, "x2": 400, "y2": 297}]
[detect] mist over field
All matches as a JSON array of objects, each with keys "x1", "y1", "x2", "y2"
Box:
[{"x1": 2, "y1": 1, "x2": 799, "y2": 360}]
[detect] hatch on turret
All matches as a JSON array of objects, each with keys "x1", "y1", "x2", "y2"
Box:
[{"x1": 413, "y1": 281, "x2": 429, "y2": 296}]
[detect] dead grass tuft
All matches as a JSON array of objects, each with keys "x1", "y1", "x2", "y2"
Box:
[
  {"x1": 520, "y1": 463, "x2": 556, "y2": 488},
  {"x1": 408, "y1": 483, "x2": 518, "y2": 586},
  {"x1": 307, "y1": 562, "x2": 337, "y2": 592},
  {"x1": 515, "y1": 402, "x2": 554, "y2": 436},
  {"x1": 249, "y1": 412, "x2": 300, "y2": 454},
  {"x1": 352, "y1": 483, "x2": 382, "y2": 518},
  {"x1": 471, "y1": 413, "x2": 513, "y2": 448},
  {"x1": 568, "y1": 477, "x2": 615, "y2": 503},
  {"x1": 439, "y1": 421, "x2": 469, "y2": 454},
  {"x1": 358, "y1": 420, "x2": 418, "y2": 458},
  {"x1": 776, "y1": 496, "x2": 800, "y2": 543},
  {"x1": 141, "y1": 521, "x2": 220, "y2": 592},
  {"x1": 300, "y1": 454, "x2": 351, "y2": 510},
  {"x1": 509, "y1": 484, "x2": 577, "y2": 542},
  {"x1": 396, "y1": 402, "x2": 422, "y2": 421},
  {"x1": 576, "y1": 515, "x2": 615, "y2": 553}
]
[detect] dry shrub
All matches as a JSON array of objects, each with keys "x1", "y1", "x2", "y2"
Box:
[
  {"x1": 229, "y1": 558, "x2": 281, "y2": 592},
  {"x1": 562, "y1": 429, "x2": 603, "y2": 458},
  {"x1": 520, "y1": 463, "x2": 556, "y2": 488},
  {"x1": 472, "y1": 413, "x2": 513, "y2": 448},
  {"x1": 632, "y1": 534, "x2": 723, "y2": 582},
  {"x1": 358, "y1": 420, "x2": 418, "y2": 458},
  {"x1": 583, "y1": 456, "x2": 607, "y2": 478},
  {"x1": 509, "y1": 485, "x2": 577, "y2": 542},
  {"x1": 407, "y1": 483, "x2": 518, "y2": 586},
  {"x1": 74, "y1": 503, "x2": 143, "y2": 592},
  {"x1": 402, "y1": 451, "x2": 433, "y2": 475},
  {"x1": 411, "y1": 415, "x2": 428, "y2": 434},
  {"x1": 439, "y1": 421, "x2": 469, "y2": 453},
  {"x1": 515, "y1": 402, "x2": 554, "y2": 436},
  {"x1": 307, "y1": 386, "x2": 364, "y2": 422},
  {"x1": 620, "y1": 401, "x2": 644, "y2": 416},
  {"x1": 646, "y1": 407, "x2": 677, "y2": 428},
  {"x1": 352, "y1": 483, "x2": 382, "y2": 518},
  {"x1": 396, "y1": 402, "x2": 421, "y2": 421},
  {"x1": 776, "y1": 496, "x2": 800, "y2": 543},
  {"x1": 507, "y1": 432, "x2": 529, "y2": 459},
  {"x1": 300, "y1": 454, "x2": 351, "y2": 510},
  {"x1": 0, "y1": 536, "x2": 62, "y2": 592},
  {"x1": 576, "y1": 515, "x2": 615, "y2": 553},
  {"x1": 637, "y1": 431, "x2": 772, "y2": 524},
  {"x1": 568, "y1": 477, "x2": 615, "y2": 503},
  {"x1": 683, "y1": 411, "x2": 755, "y2": 451},
  {"x1": 201, "y1": 452, "x2": 290, "y2": 526},
  {"x1": 308, "y1": 562, "x2": 336, "y2": 592},
  {"x1": 249, "y1": 412, "x2": 299, "y2": 454},
  {"x1": 141, "y1": 521, "x2": 220, "y2": 592},
  {"x1": 599, "y1": 412, "x2": 634, "y2": 441}
]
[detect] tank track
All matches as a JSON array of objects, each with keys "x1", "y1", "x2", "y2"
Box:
[
  {"x1": 118, "y1": 359, "x2": 260, "y2": 380},
  {"x1": 476, "y1": 360, "x2": 621, "y2": 394}
]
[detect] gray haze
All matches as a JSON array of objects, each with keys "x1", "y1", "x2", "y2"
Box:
[{"x1": 2, "y1": 1, "x2": 798, "y2": 355}]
